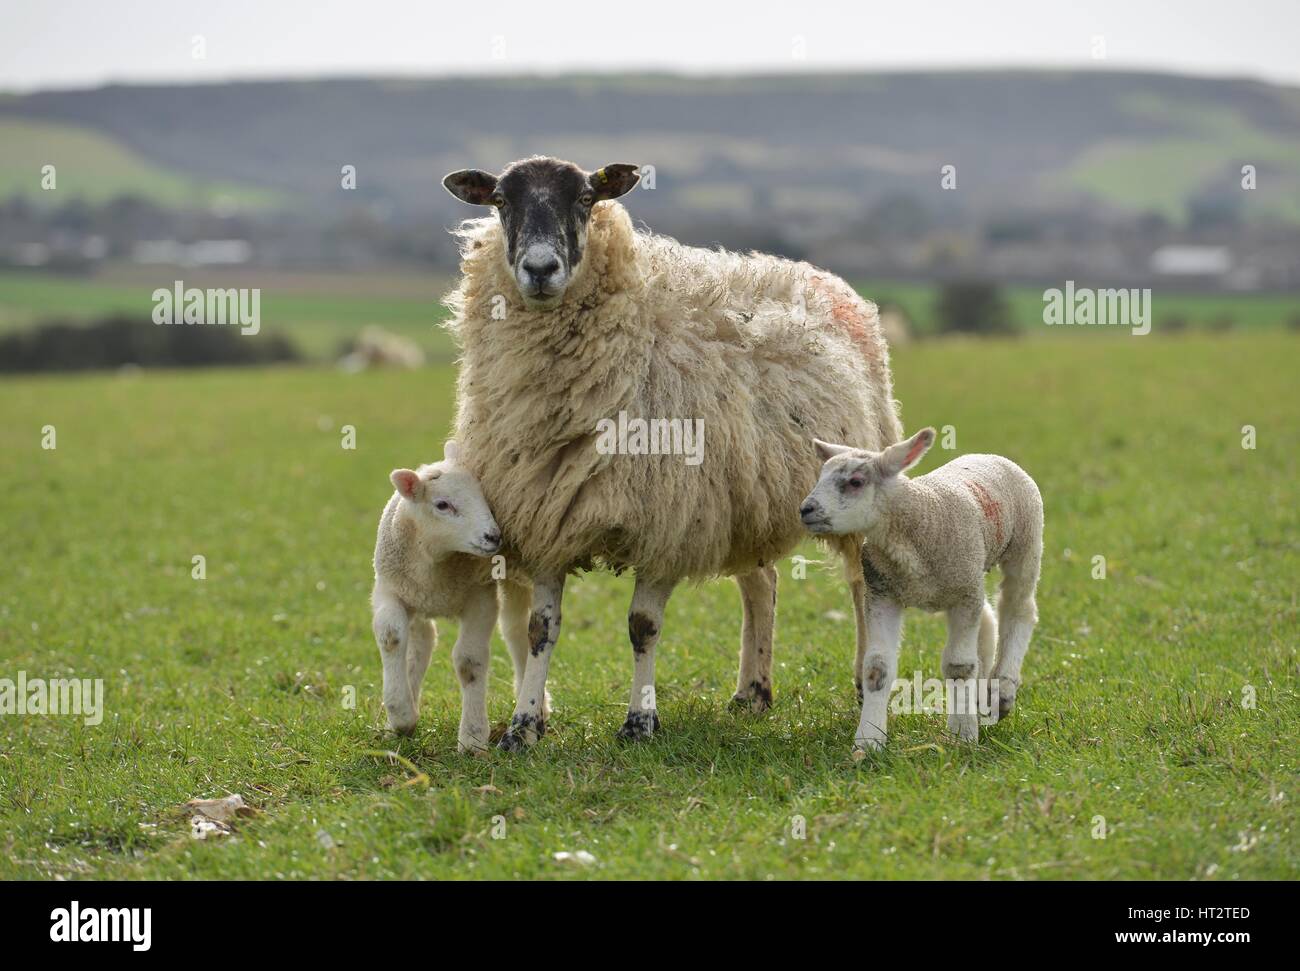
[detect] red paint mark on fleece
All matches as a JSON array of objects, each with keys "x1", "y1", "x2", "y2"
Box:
[
  {"x1": 809, "y1": 274, "x2": 878, "y2": 363},
  {"x1": 965, "y1": 480, "x2": 1003, "y2": 547}
]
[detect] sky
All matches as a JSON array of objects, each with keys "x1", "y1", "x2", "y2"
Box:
[{"x1": 3, "y1": 0, "x2": 1299, "y2": 91}]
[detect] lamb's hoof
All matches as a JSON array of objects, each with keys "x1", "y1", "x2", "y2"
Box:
[
  {"x1": 729, "y1": 680, "x2": 773, "y2": 714},
  {"x1": 947, "y1": 712, "x2": 980, "y2": 743},
  {"x1": 997, "y1": 679, "x2": 1019, "y2": 719},
  {"x1": 616, "y1": 710, "x2": 660, "y2": 741},
  {"x1": 497, "y1": 713, "x2": 544, "y2": 752},
  {"x1": 457, "y1": 730, "x2": 491, "y2": 757},
  {"x1": 385, "y1": 711, "x2": 418, "y2": 736},
  {"x1": 855, "y1": 680, "x2": 864, "y2": 705},
  {"x1": 854, "y1": 734, "x2": 886, "y2": 755}
]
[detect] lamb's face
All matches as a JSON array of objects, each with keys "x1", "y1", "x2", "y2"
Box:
[
  {"x1": 390, "y1": 462, "x2": 502, "y2": 557},
  {"x1": 801, "y1": 450, "x2": 881, "y2": 535},
  {"x1": 443, "y1": 157, "x2": 640, "y2": 309},
  {"x1": 800, "y1": 428, "x2": 937, "y2": 535}
]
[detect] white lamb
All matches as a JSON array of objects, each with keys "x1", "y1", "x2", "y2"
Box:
[
  {"x1": 370, "y1": 442, "x2": 535, "y2": 752},
  {"x1": 800, "y1": 427, "x2": 1043, "y2": 749}
]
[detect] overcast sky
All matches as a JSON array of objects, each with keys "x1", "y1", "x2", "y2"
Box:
[{"x1": 4, "y1": 0, "x2": 1299, "y2": 91}]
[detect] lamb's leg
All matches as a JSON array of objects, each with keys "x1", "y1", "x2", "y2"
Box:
[
  {"x1": 498, "y1": 574, "x2": 564, "y2": 751},
  {"x1": 372, "y1": 586, "x2": 417, "y2": 735},
  {"x1": 855, "y1": 598, "x2": 903, "y2": 751},
  {"x1": 992, "y1": 553, "x2": 1040, "y2": 720},
  {"x1": 942, "y1": 600, "x2": 983, "y2": 743},
  {"x1": 405, "y1": 617, "x2": 436, "y2": 712},
  {"x1": 851, "y1": 578, "x2": 869, "y2": 704},
  {"x1": 976, "y1": 599, "x2": 999, "y2": 725},
  {"x1": 499, "y1": 581, "x2": 549, "y2": 719},
  {"x1": 730, "y1": 564, "x2": 777, "y2": 713},
  {"x1": 452, "y1": 586, "x2": 497, "y2": 754},
  {"x1": 618, "y1": 576, "x2": 675, "y2": 741}
]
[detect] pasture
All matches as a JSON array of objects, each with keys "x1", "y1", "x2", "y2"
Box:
[{"x1": 0, "y1": 313, "x2": 1296, "y2": 878}]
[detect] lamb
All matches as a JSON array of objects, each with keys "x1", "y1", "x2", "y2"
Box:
[
  {"x1": 441, "y1": 156, "x2": 902, "y2": 750},
  {"x1": 370, "y1": 441, "x2": 536, "y2": 752},
  {"x1": 800, "y1": 427, "x2": 1043, "y2": 749}
]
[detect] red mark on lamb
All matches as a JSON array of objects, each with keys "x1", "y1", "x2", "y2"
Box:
[{"x1": 965, "y1": 480, "x2": 1003, "y2": 547}]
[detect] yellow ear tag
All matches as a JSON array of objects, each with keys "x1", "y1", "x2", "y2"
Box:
[{"x1": 596, "y1": 168, "x2": 608, "y2": 184}]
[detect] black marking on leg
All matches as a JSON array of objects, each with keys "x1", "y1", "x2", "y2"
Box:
[
  {"x1": 528, "y1": 610, "x2": 552, "y2": 657},
  {"x1": 497, "y1": 711, "x2": 546, "y2": 751},
  {"x1": 628, "y1": 611, "x2": 658, "y2": 657},
  {"x1": 855, "y1": 678, "x2": 864, "y2": 704},
  {"x1": 865, "y1": 658, "x2": 888, "y2": 692},
  {"x1": 616, "y1": 709, "x2": 658, "y2": 741}
]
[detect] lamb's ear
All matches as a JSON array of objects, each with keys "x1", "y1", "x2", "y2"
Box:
[
  {"x1": 589, "y1": 164, "x2": 640, "y2": 201},
  {"x1": 879, "y1": 428, "x2": 936, "y2": 477},
  {"x1": 813, "y1": 438, "x2": 853, "y2": 463},
  {"x1": 443, "y1": 169, "x2": 498, "y2": 206},
  {"x1": 443, "y1": 440, "x2": 460, "y2": 464},
  {"x1": 391, "y1": 469, "x2": 423, "y2": 499}
]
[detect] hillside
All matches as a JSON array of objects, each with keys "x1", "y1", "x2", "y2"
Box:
[{"x1": 3, "y1": 71, "x2": 1299, "y2": 227}]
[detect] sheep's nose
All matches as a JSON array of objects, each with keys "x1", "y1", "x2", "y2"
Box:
[
  {"x1": 799, "y1": 503, "x2": 817, "y2": 520},
  {"x1": 521, "y1": 253, "x2": 560, "y2": 280},
  {"x1": 483, "y1": 530, "x2": 501, "y2": 548}
]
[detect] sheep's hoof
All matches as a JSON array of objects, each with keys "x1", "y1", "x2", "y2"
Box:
[
  {"x1": 946, "y1": 712, "x2": 980, "y2": 743},
  {"x1": 497, "y1": 712, "x2": 544, "y2": 751},
  {"x1": 729, "y1": 680, "x2": 773, "y2": 714},
  {"x1": 385, "y1": 710, "x2": 418, "y2": 736},
  {"x1": 616, "y1": 710, "x2": 659, "y2": 741},
  {"x1": 997, "y1": 678, "x2": 1019, "y2": 719},
  {"x1": 854, "y1": 679, "x2": 864, "y2": 705}
]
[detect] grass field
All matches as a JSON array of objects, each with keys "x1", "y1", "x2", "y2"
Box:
[
  {"x1": 3, "y1": 269, "x2": 1298, "y2": 365},
  {"x1": 0, "y1": 332, "x2": 1296, "y2": 879}
]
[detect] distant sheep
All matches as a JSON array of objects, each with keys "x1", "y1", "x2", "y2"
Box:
[
  {"x1": 442, "y1": 156, "x2": 902, "y2": 750},
  {"x1": 801, "y1": 428, "x2": 1043, "y2": 749},
  {"x1": 370, "y1": 442, "x2": 536, "y2": 751}
]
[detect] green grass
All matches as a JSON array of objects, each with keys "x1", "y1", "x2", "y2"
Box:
[
  {"x1": 2, "y1": 270, "x2": 1295, "y2": 365},
  {"x1": 0, "y1": 270, "x2": 456, "y2": 360},
  {"x1": 0, "y1": 118, "x2": 284, "y2": 210},
  {"x1": 1, "y1": 333, "x2": 1296, "y2": 879},
  {"x1": 1046, "y1": 95, "x2": 1300, "y2": 224}
]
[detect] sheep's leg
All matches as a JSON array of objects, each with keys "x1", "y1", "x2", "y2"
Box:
[
  {"x1": 855, "y1": 598, "x2": 903, "y2": 751},
  {"x1": 405, "y1": 616, "x2": 436, "y2": 713},
  {"x1": 992, "y1": 556, "x2": 1040, "y2": 720},
  {"x1": 851, "y1": 578, "x2": 869, "y2": 703},
  {"x1": 730, "y1": 564, "x2": 777, "y2": 713},
  {"x1": 498, "y1": 581, "x2": 550, "y2": 719},
  {"x1": 976, "y1": 599, "x2": 999, "y2": 725},
  {"x1": 372, "y1": 586, "x2": 417, "y2": 735},
  {"x1": 618, "y1": 576, "x2": 675, "y2": 741},
  {"x1": 498, "y1": 574, "x2": 564, "y2": 752},
  {"x1": 452, "y1": 586, "x2": 497, "y2": 754},
  {"x1": 942, "y1": 600, "x2": 983, "y2": 743}
]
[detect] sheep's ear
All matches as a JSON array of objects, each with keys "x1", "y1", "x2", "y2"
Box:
[
  {"x1": 443, "y1": 440, "x2": 460, "y2": 464},
  {"x1": 589, "y1": 164, "x2": 640, "y2": 201},
  {"x1": 879, "y1": 428, "x2": 936, "y2": 477},
  {"x1": 814, "y1": 438, "x2": 853, "y2": 462},
  {"x1": 443, "y1": 169, "x2": 498, "y2": 206},
  {"x1": 391, "y1": 469, "x2": 423, "y2": 499}
]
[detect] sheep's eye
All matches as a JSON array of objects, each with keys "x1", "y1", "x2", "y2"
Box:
[
  {"x1": 848, "y1": 477, "x2": 865, "y2": 489},
  {"x1": 435, "y1": 500, "x2": 451, "y2": 512},
  {"x1": 491, "y1": 195, "x2": 507, "y2": 210},
  {"x1": 578, "y1": 193, "x2": 594, "y2": 207}
]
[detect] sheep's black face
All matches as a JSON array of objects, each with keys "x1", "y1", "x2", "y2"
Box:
[{"x1": 444, "y1": 157, "x2": 640, "y2": 308}]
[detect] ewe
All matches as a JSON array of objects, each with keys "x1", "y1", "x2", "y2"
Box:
[
  {"x1": 371, "y1": 442, "x2": 534, "y2": 752},
  {"x1": 801, "y1": 428, "x2": 1043, "y2": 749},
  {"x1": 442, "y1": 156, "x2": 902, "y2": 750}
]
